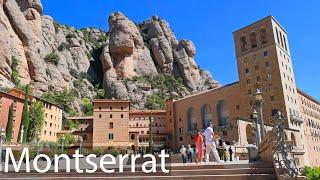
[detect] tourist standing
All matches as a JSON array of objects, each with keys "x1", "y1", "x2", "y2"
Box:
[
  {"x1": 194, "y1": 131, "x2": 204, "y2": 162},
  {"x1": 203, "y1": 122, "x2": 223, "y2": 163},
  {"x1": 180, "y1": 145, "x2": 187, "y2": 163},
  {"x1": 228, "y1": 146, "x2": 234, "y2": 161},
  {"x1": 187, "y1": 144, "x2": 193, "y2": 163}
]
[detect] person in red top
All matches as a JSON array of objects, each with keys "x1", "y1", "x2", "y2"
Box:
[{"x1": 194, "y1": 131, "x2": 204, "y2": 163}]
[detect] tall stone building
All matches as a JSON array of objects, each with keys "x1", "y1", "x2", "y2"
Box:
[
  {"x1": 91, "y1": 99, "x2": 169, "y2": 150},
  {"x1": 166, "y1": 16, "x2": 319, "y2": 167}
]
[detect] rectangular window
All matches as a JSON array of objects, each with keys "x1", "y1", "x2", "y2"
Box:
[
  {"x1": 283, "y1": 35, "x2": 288, "y2": 51},
  {"x1": 250, "y1": 32, "x2": 257, "y2": 48},
  {"x1": 260, "y1": 28, "x2": 268, "y2": 44},
  {"x1": 109, "y1": 122, "x2": 113, "y2": 129},
  {"x1": 256, "y1": 76, "x2": 261, "y2": 82},
  {"x1": 245, "y1": 68, "x2": 250, "y2": 75},
  {"x1": 121, "y1": 114, "x2": 124, "y2": 118},
  {"x1": 109, "y1": 114, "x2": 113, "y2": 118},
  {"x1": 108, "y1": 133, "x2": 114, "y2": 140},
  {"x1": 240, "y1": 36, "x2": 247, "y2": 51},
  {"x1": 270, "y1": 96, "x2": 275, "y2": 101},
  {"x1": 265, "y1": 62, "x2": 270, "y2": 67},
  {"x1": 276, "y1": 28, "x2": 280, "y2": 44}
]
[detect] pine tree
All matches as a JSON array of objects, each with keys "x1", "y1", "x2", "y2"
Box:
[
  {"x1": 19, "y1": 85, "x2": 30, "y2": 143},
  {"x1": 5, "y1": 104, "x2": 14, "y2": 142}
]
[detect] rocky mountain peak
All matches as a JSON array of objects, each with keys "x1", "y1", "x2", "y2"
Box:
[{"x1": 0, "y1": 0, "x2": 220, "y2": 111}]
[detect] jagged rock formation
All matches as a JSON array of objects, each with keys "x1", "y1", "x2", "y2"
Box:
[{"x1": 0, "y1": 0, "x2": 220, "y2": 111}]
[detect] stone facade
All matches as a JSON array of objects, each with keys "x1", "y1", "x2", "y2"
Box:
[
  {"x1": 0, "y1": 88, "x2": 63, "y2": 142},
  {"x1": 298, "y1": 89, "x2": 320, "y2": 166},
  {"x1": 167, "y1": 16, "x2": 318, "y2": 167},
  {"x1": 73, "y1": 99, "x2": 169, "y2": 150}
]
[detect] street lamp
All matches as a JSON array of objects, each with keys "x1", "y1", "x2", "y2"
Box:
[
  {"x1": 254, "y1": 89, "x2": 265, "y2": 139},
  {"x1": 252, "y1": 109, "x2": 261, "y2": 146},
  {"x1": 79, "y1": 136, "x2": 83, "y2": 154},
  {"x1": 0, "y1": 127, "x2": 5, "y2": 170},
  {"x1": 61, "y1": 136, "x2": 65, "y2": 152},
  {"x1": 36, "y1": 131, "x2": 41, "y2": 155}
]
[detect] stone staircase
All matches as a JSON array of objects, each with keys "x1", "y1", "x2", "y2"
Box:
[{"x1": 1, "y1": 161, "x2": 277, "y2": 179}]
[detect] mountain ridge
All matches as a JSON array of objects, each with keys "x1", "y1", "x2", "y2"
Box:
[{"x1": 0, "y1": 0, "x2": 220, "y2": 112}]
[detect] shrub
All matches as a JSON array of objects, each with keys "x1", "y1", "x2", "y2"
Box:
[
  {"x1": 44, "y1": 53, "x2": 59, "y2": 66},
  {"x1": 303, "y1": 166, "x2": 320, "y2": 180},
  {"x1": 92, "y1": 147, "x2": 105, "y2": 157},
  {"x1": 46, "y1": 68, "x2": 52, "y2": 78},
  {"x1": 58, "y1": 42, "x2": 70, "y2": 51},
  {"x1": 66, "y1": 33, "x2": 76, "y2": 39},
  {"x1": 11, "y1": 56, "x2": 20, "y2": 85},
  {"x1": 107, "y1": 148, "x2": 119, "y2": 157},
  {"x1": 69, "y1": 68, "x2": 79, "y2": 78}
]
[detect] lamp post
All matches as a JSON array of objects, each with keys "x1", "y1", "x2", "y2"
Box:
[
  {"x1": 0, "y1": 127, "x2": 5, "y2": 169},
  {"x1": 252, "y1": 109, "x2": 261, "y2": 146},
  {"x1": 61, "y1": 136, "x2": 65, "y2": 152},
  {"x1": 19, "y1": 125, "x2": 24, "y2": 144},
  {"x1": 254, "y1": 89, "x2": 265, "y2": 139},
  {"x1": 79, "y1": 136, "x2": 83, "y2": 154},
  {"x1": 36, "y1": 131, "x2": 41, "y2": 155}
]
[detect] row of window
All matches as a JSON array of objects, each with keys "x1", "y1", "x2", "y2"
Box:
[
  {"x1": 243, "y1": 51, "x2": 270, "y2": 64},
  {"x1": 240, "y1": 28, "x2": 268, "y2": 51},
  {"x1": 129, "y1": 123, "x2": 165, "y2": 128},
  {"x1": 43, "y1": 130, "x2": 56, "y2": 136},
  {"x1": 98, "y1": 114, "x2": 124, "y2": 119},
  {"x1": 300, "y1": 97, "x2": 320, "y2": 113},
  {"x1": 130, "y1": 117, "x2": 165, "y2": 120},
  {"x1": 139, "y1": 136, "x2": 166, "y2": 142},
  {"x1": 45, "y1": 113, "x2": 61, "y2": 122},
  {"x1": 44, "y1": 121, "x2": 60, "y2": 129},
  {"x1": 306, "y1": 118, "x2": 320, "y2": 130},
  {"x1": 98, "y1": 106, "x2": 124, "y2": 111},
  {"x1": 302, "y1": 107, "x2": 320, "y2": 120},
  {"x1": 275, "y1": 27, "x2": 288, "y2": 52}
]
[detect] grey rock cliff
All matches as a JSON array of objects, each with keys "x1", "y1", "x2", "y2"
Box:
[{"x1": 0, "y1": 1, "x2": 220, "y2": 111}]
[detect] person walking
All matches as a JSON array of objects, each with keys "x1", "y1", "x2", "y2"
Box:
[
  {"x1": 203, "y1": 122, "x2": 223, "y2": 163},
  {"x1": 180, "y1": 145, "x2": 187, "y2": 163}
]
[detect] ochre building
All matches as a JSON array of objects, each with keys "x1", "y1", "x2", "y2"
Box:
[
  {"x1": 0, "y1": 88, "x2": 63, "y2": 143},
  {"x1": 166, "y1": 16, "x2": 319, "y2": 167}
]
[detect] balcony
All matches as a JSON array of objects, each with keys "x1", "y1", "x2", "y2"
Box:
[{"x1": 290, "y1": 115, "x2": 303, "y2": 125}]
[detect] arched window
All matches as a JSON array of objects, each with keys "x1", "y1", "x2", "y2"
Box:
[
  {"x1": 201, "y1": 104, "x2": 212, "y2": 129},
  {"x1": 187, "y1": 107, "x2": 196, "y2": 131},
  {"x1": 216, "y1": 100, "x2": 230, "y2": 126}
]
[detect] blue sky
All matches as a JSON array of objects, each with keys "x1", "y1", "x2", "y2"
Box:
[{"x1": 42, "y1": 0, "x2": 320, "y2": 100}]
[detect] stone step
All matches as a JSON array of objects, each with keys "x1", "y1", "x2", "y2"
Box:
[{"x1": 1, "y1": 173, "x2": 277, "y2": 180}]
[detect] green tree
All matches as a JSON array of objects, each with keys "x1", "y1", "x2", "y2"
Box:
[
  {"x1": 11, "y1": 56, "x2": 20, "y2": 85},
  {"x1": 5, "y1": 104, "x2": 14, "y2": 142},
  {"x1": 19, "y1": 85, "x2": 30, "y2": 143},
  {"x1": 58, "y1": 133, "x2": 75, "y2": 148},
  {"x1": 81, "y1": 98, "x2": 93, "y2": 116},
  {"x1": 27, "y1": 101, "x2": 45, "y2": 142}
]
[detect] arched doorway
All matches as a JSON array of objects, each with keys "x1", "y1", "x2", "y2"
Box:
[{"x1": 201, "y1": 104, "x2": 212, "y2": 129}]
